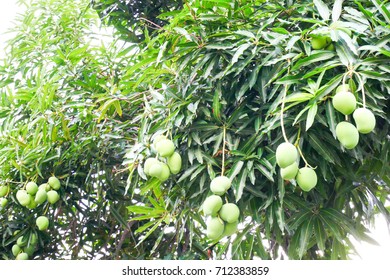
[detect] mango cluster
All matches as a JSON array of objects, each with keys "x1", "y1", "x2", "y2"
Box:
[
  {"x1": 16, "y1": 176, "x2": 61, "y2": 209},
  {"x1": 332, "y1": 85, "x2": 376, "y2": 149},
  {"x1": 144, "y1": 135, "x2": 182, "y2": 182},
  {"x1": 11, "y1": 233, "x2": 38, "y2": 260},
  {"x1": 202, "y1": 176, "x2": 240, "y2": 240},
  {"x1": 276, "y1": 142, "x2": 317, "y2": 192},
  {"x1": 11, "y1": 176, "x2": 60, "y2": 259},
  {"x1": 0, "y1": 185, "x2": 10, "y2": 210}
]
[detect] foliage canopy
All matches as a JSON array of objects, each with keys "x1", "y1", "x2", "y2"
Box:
[{"x1": 0, "y1": 0, "x2": 389, "y2": 260}]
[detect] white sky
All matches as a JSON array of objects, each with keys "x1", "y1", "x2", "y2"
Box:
[{"x1": 1, "y1": 1, "x2": 389, "y2": 260}]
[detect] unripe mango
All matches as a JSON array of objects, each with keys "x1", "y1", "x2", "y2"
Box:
[
  {"x1": 26, "y1": 198, "x2": 37, "y2": 209},
  {"x1": 325, "y1": 44, "x2": 335, "y2": 51},
  {"x1": 36, "y1": 216, "x2": 49, "y2": 231},
  {"x1": 353, "y1": 108, "x2": 376, "y2": 134},
  {"x1": 206, "y1": 217, "x2": 224, "y2": 240},
  {"x1": 34, "y1": 188, "x2": 47, "y2": 205},
  {"x1": 26, "y1": 182, "x2": 38, "y2": 195},
  {"x1": 167, "y1": 152, "x2": 182, "y2": 174},
  {"x1": 336, "y1": 122, "x2": 359, "y2": 149},
  {"x1": 202, "y1": 195, "x2": 223, "y2": 216},
  {"x1": 0, "y1": 198, "x2": 7, "y2": 208},
  {"x1": 219, "y1": 203, "x2": 240, "y2": 224},
  {"x1": 210, "y1": 176, "x2": 231, "y2": 195},
  {"x1": 0, "y1": 185, "x2": 9, "y2": 197},
  {"x1": 152, "y1": 134, "x2": 167, "y2": 150},
  {"x1": 296, "y1": 167, "x2": 317, "y2": 192},
  {"x1": 144, "y1": 158, "x2": 160, "y2": 176},
  {"x1": 155, "y1": 139, "x2": 175, "y2": 157},
  {"x1": 336, "y1": 84, "x2": 349, "y2": 94},
  {"x1": 12, "y1": 244, "x2": 22, "y2": 257},
  {"x1": 48, "y1": 176, "x2": 61, "y2": 190},
  {"x1": 17, "y1": 236, "x2": 27, "y2": 247},
  {"x1": 332, "y1": 91, "x2": 356, "y2": 115},
  {"x1": 276, "y1": 142, "x2": 298, "y2": 168},
  {"x1": 280, "y1": 161, "x2": 299, "y2": 180},
  {"x1": 311, "y1": 36, "x2": 328, "y2": 50},
  {"x1": 156, "y1": 163, "x2": 170, "y2": 182},
  {"x1": 16, "y1": 252, "x2": 29, "y2": 260},
  {"x1": 47, "y1": 190, "x2": 60, "y2": 204},
  {"x1": 223, "y1": 221, "x2": 238, "y2": 237},
  {"x1": 16, "y1": 190, "x2": 31, "y2": 206},
  {"x1": 39, "y1": 183, "x2": 51, "y2": 192},
  {"x1": 148, "y1": 162, "x2": 163, "y2": 178}
]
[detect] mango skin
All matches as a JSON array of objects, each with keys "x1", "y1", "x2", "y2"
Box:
[
  {"x1": 296, "y1": 167, "x2": 318, "y2": 192},
  {"x1": 148, "y1": 162, "x2": 163, "y2": 178},
  {"x1": 311, "y1": 36, "x2": 328, "y2": 50},
  {"x1": 39, "y1": 183, "x2": 51, "y2": 192},
  {"x1": 223, "y1": 221, "x2": 238, "y2": 237},
  {"x1": 210, "y1": 176, "x2": 231, "y2": 195},
  {"x1": 12, "y1": 244, "x2": 22, "y2": 257},
  {"x1": 336, "y1": 121, "x2": 359, "y2": 149},
  {"x1": 16, "y1": 190, "x2": 31, "y2": 207},
  {"x1": 206, "y1": 217, "x2": 225, "y2": 240},
  {"x1": 336, "y1": 84, "x2": 350, "y2": 94},
  {"x1": 144, "y1": 158, "x2": 160, "y2": 176},
  {"x1": 332, "y1": 91, "x2": 356, "y2": 115},
  {"x1": 202, "y1": 195, "x2": 223, "y2": 216},
  {"x1": 17, "y1": 236, "x2": 27, "y2": 247},
  {"x1": 219, "y1": 203, "x2": 240, "y2": 224},
  {"x1": 167, "y1": 152, "x2": 182, "y2": 174},
  {"x1": 0, "y1": 198, "x2": 7, "y2": 208},
  {"x1": 26, "y1": 182, "x2": 38, "y2": 195},
  {"x1": 36, "y1": 216, "x2": 49, "y2": 231},
  {"x1": 47, "y1": 190, "x2": 60, "y2": 204},
  {"x1": 353, "y1": 108, "x2": 376, "y2": 134},
  {"x1": 34, "y1": 188, "x2": 48, "y2": 205},
  {"x1": 276, "y1": 142, "x2": 298, "y2": 168},
  {"x1": 155, "y1": 139, "x2": 175, "y2": 157},
  {"x1": 280, "y1": 161, "x2": 299, "y2": 180},
  {"x1": 48, "y1": 176, "x2": 61, "y2": 190},
  {"x1": 0, "y1": 185, "x2": 9, "y2": 197},
  {"x1": 152, "y1": 135, "x2": 167, "y2": 150},
  {"x1": 16, "y1": 252, "x2": 29, "y2": 260},
  {"x1": 156, "y1": 163, "x2": 170, "y2": 182}
]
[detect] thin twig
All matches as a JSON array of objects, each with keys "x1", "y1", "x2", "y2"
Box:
[{"x1": 221, "y1": 125, "x2": 227, "y2": 176}]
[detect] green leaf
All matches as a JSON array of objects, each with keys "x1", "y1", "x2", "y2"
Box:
[
  {"x1": 136, "y1": 218, "x2": 164, "y2": 246},
  {"x1": 291, "y1": 52, "x2": 335, "y2": 72},
  {"x1": 305, "y1": 103, "x2": 318, "y2": 131},
  {"x1": 314, "y1": 0, "x2": 330, "y2": 21},
  {"x1": 313, "y1": 217, "x2": 326, "y2": 251},
  {"x1": 371, "y1": 0, "x2": 390, "y2": 24},
  {"x1": 231, "y1": 43, "x2": 252, "y2": 65},
  {"x1": 127, "y1": 205, "x2": 165, "y2": 216},
  {"x1": 298, "y1": 217, "x2": 314, "y2": 259},
  {"x1": 332, "y1": 0, "x2": 343, "y2": 22},
  {"x1": 234, "y1": 30, "x2": 256, "y2": 39},
  {"x1": 228, "y1": 161, "x2": 244, "y2": 181},
  {"x1": 308, "y1": 134, "x2": 337, "y2": 164},
  {"x1": 325, "y1": 100, "x2": 337, "y2": 138},
  {"x1": 236, "y1": 168, "x2": 248, "y2": 202},
  {"x1": 288, "y1": 210, "x2": 312, "y2": 230}
]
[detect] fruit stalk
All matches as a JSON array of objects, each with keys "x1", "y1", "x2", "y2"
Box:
[{"x1": 297, "y1": 143, "x2": 312, "y2": 169}]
